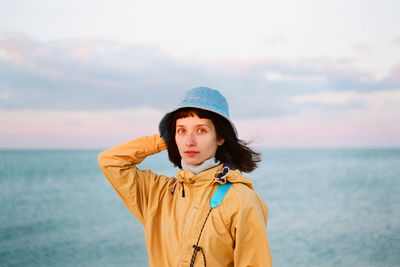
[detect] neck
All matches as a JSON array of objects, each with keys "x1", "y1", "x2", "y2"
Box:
[{"x1": 181, "y1": 157, "x2": 220, "y2": 175}]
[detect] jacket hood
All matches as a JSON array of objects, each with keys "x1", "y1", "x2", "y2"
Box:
[{"x1": 225, "y1": 168, "x2": 254, "y2": 190}]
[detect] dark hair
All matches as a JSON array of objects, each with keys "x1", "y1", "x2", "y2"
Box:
[{"x1": 162, "y1": 107, "x2": 261, "y2": 172}]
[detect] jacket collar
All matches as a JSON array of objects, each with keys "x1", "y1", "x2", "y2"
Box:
[{"x1": 176, "y1": 164, "x2": 254, "y2": 190}]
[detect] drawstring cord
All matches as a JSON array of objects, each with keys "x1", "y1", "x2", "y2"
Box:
[
  {"x1": 181, "y1": 181, "x2": 185, "y2": 198},
  {"x1": 190, "y1": 208, "x2": 213, "y2": 267},
  {"x1": 171, "y1": 180, "x2": 178, "y2": 195},
  {"x1": 171, "y1": 174, "x2": 186, "y2": 198}
]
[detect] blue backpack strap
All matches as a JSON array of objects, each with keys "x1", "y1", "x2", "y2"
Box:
[{"x1": 210, "y1": 182, "x2": 232, "y2": 208}]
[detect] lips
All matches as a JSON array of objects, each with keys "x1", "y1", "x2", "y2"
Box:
[{"x1": 184, "y1": 151, "x2": 199, "y2": 157}]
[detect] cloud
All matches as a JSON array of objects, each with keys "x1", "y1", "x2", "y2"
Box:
[
  {"x1": 265, "y1": 71, "x2": 328, "y2": 83},
  {"x1": 0, "y1": 107, "x2": 163, "y2": 149},
  {"x1": 1, "y1": 33, "x2": 400, "y2": 119},
  {"x1": 2, "y1": 88, "x2": 399, "y2": 149},
  {"x1": 390, "y1": 62, "x2": 400, "y2": 82},
  {"x1": 236, "y1": 89, "x2": 400, "y2": 147}
]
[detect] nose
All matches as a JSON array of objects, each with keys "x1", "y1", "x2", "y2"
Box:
[{"x1": 185, "y1": 131, "x2": 196, "y2": 147}]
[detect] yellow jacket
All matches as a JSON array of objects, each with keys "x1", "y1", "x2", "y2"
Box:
[{"x1": 98, "y1": 134, "x2": 272, "y2": 267}]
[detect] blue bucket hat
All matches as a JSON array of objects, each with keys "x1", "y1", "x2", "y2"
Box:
[{"x1": 159, "y1": 86, "x2": 238, "y2": 142}]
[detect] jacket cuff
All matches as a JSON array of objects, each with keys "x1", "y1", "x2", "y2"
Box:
[{"x1": 153, "y1": 133, "x2": 167, "y2": 152}]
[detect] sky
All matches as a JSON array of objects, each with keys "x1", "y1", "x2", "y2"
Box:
[{"x1": 0, "y1": 0, "x2": 399, "y2": 148}]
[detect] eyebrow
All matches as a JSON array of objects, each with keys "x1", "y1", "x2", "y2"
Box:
[{"x1": 176, "y1": 124, "x2": 210, "y2": 127}]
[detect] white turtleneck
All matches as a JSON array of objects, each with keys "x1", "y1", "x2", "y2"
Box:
[{"x1": 181, "y1": 157, "x2": 220, "y2": 175}]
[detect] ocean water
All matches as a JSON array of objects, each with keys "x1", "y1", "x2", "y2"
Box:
[{"x1": 0, "y1": 149, "x2": 399, "y2": 267}]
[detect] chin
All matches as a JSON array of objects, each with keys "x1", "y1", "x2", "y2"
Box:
[{"x1": 183, "y1": 158, "x2": 203, "y2": 165}]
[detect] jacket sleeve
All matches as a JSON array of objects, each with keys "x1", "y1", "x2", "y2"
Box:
[
  {"x1": 232, "y1": 194, "x2": 272, "y2": 267},
  {"x1": 98, "y1": 134, "x2": 169, "y2": 226}
]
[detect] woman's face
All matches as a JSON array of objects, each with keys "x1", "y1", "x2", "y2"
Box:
[{"x1": 175, "y1": 115, "x2": 224, "y2": 165}]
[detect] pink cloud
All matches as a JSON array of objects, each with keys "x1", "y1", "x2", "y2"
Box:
[
  {"x1": 0, "y1": 108, "x2": 163, "y2": 148},
  {"x1": 391, "y1": 62, "x2": 400, "y2": 82},
  {"x1": 0, "y1": 32, "x2": 32, "y2": 63},
  {"x1": 1, "y1": 93, "x2": 400, "y2": 149},
  {"x1": 235, "y1": 89, "x2": 400, "y2": 147}
]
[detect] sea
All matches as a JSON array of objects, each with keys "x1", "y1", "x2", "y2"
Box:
[{"x1": 0, "y1": 148, "x2": 399, "y2": 267}]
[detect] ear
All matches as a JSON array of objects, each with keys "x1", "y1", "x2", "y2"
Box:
[{"x1": 217, "y1": 138, "x2": 225, "y2": 146}]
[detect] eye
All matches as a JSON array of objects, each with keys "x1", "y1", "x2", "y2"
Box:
[
  {"x1": 176, "y1": 128, "x2": 185, "y2": 134},
  {"x1": 197, "y1": 128, "x2": 207, "y2": 134}
]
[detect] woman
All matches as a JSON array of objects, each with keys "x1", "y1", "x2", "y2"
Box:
[{"x1": 98, "y1": 87, "x2": 272, "y2": 267}]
